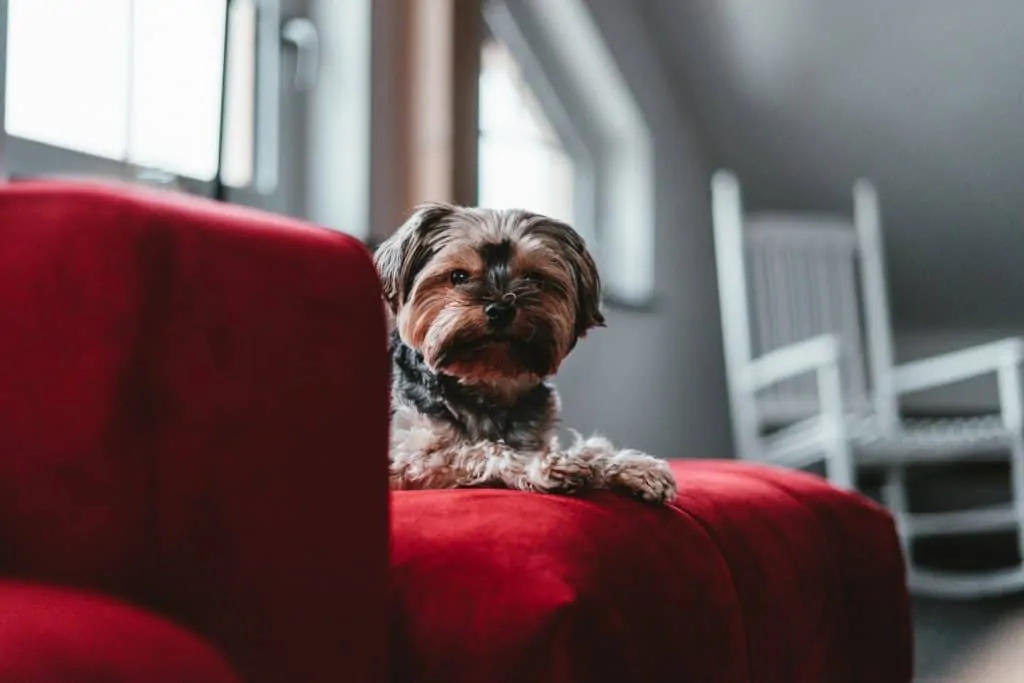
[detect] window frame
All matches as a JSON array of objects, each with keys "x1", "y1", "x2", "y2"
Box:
[
  {"x1": 0, "y1": 0, "x2": 375, "y2": 235},
  {"x1": 483, "y1": 0, "x2": 656, "y2": 307},
  {"x1": 0, "y1": 0, "x2": 231, "y2": 197},
  {"x1": 0, "y1": 0, "x2": 8, "y2": 179}
]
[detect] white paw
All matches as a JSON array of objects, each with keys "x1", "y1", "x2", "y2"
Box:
[{"x1": 603, "y1": 452, "x2": 678, "y2": 504}]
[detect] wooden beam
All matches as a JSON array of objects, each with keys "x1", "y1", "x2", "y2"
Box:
[
  {"x1": 369, "y1": 0, "x2": 482, "y2": 243},
  {"x1": 450, "y1": 0, "x2": 482, "y2": 206},
  {"x1": 369, "y1": 0, "x2": 413, "y2": 244}
]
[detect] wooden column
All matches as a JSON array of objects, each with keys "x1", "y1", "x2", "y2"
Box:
[{"x1": 370, "y1": 0, "x2": 482, "y2": 243}]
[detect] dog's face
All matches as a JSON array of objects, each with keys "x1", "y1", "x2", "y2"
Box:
[{"x1": 375, "y1": 203, "x2": 605, "y2": 383}]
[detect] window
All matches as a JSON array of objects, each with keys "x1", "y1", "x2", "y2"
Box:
[
  {"x1": 6, "y1": 0, "x2": 132, "y2": 161},
  {"x1": 477, "y1": 39, "x2": 574, "y2": 225},
  {"x1": 4, "y1": 0, "x2": 253, "y2": 185},
  {"x1": 483, "y1": 0, "x2": 656, "y2": 306}
]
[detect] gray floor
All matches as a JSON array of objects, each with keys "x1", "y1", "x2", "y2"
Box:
[
  {"x1": 913, "y1": 594, "x2": 1024, "y2": 680},
  {"x1": 857, "y1": 460, "x2": 1024, "y2": 680}
]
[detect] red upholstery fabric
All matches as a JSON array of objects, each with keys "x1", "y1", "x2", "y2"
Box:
[
  {"x1": 0, "y1": 581, "x2": 239, "y2": 683},
  {"x1": 0, "y1": 182, "x2": 390, "y2": 682},
  {"x1": 391, "y1": 460, "x2": 913, "y2": 683}
]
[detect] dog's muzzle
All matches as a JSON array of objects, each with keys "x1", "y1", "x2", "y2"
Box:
[{"x1": 484, "y1": 293, "x2": 517, "y2": 329}]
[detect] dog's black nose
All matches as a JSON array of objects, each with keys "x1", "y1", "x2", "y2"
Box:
[{"x1": 484, "y1": 302, "x2": 515, "y2": 327}]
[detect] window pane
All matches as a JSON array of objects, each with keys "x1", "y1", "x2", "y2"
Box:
[
  {"x1": 479, "y1": 41, "x2": 560, "y2": 146},
  {"x1": 478, "y1": 136, "x2": 574, "y2": 223},
  {"x1": 5, "y1": 0, "x2": 131, "y2": 159},
  {"x1": 478, "y1": 40, "x2": 574, "y2": 224},
  {"x1": 5, "y1": 0, "x2": 243, "y2": 184},
  {"x1": 129, "y1": 0, "x2": 227, "y2": 181}
]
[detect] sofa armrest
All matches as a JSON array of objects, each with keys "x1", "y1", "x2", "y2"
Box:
[
  {"x1": 0, "y1": 182, "x2": 390, "y2": 683},
  {"x1": 0, "y1": 580, "x2": 240, "y2": 683},
  {"x1": 138, "y1": 188, "x2": 392, "y2": 683}
]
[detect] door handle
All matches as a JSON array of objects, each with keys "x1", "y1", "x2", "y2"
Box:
[
  {"x1": 251, "y1": 1, "x2": 318, "y2": 195},
  {"x1": 281, "y1": 17, "x2": 319, "y2": 92}
]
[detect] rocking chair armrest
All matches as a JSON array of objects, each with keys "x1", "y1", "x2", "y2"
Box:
[
  {"x1": 748, "y1": 334, "x2": 842, "y2": 390},
  {"x1": 892, "y1": 338, "x2": 1024, "y2": 395}
]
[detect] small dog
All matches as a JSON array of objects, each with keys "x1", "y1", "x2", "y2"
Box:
[{"x1": 376, "y1": 203, "x2": 677, "y2": 504}]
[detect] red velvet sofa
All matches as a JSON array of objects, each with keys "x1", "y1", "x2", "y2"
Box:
[
  {"x1": 392, "y1": 464, "x2": 914, "y2": 682},
  {"x1": 0, "y1": 181, "x2": 913, "y2": 682},
  {"x1": 0, "y1": 182, "x2": 390, "y2": 682}
]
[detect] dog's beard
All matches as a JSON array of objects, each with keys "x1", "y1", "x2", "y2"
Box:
[{"x1": 415, "y1": 305, "x2": 568, "y2": 382}]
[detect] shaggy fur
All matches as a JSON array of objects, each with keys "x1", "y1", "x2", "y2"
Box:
[{"x1": 376, "y1": 203, "x2": 677, "y2": 504}]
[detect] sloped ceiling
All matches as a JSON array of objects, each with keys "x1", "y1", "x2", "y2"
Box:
[{"x1": 640, "y1": 0, "x2": 1024, "y2": 329}]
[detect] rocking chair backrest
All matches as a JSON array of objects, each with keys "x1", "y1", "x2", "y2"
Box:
[
  {"x1": 744, "y1": 213, "x2": 871, "y2": 423},
  {"x1": 712, "y1": 171, "x2": 898, "y2": 444}
]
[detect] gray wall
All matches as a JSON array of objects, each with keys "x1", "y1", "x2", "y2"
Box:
[
  {"x1": 553, "y1": 0, "x2": 733, "y2": 460},
  {"x1": 640, "y1": 0, "x2": 1024, "y2": 334},
  {"x1": 532, "y1": 0, "x2": 1024, "y2": 456},
  {"x1": 562, "y1": 0, "x2": 1024, "y2": 447}
]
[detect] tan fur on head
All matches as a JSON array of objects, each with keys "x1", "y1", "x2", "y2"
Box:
[{"x1": 374, "y1": 204, "x2": 605, "y2": 382}]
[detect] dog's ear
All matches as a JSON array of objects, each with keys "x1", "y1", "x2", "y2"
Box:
[
  {"x1": 569, "y1": 236, "x2": 606, "y2": 337},
  {"x1": 374, "y1": 202, "x2": 455, "y2": 313},
  {"x1": 526, "y1": 218, "x2": 606, "y2": 337}
]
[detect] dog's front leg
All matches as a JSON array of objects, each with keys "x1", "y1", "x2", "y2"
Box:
[
  {"x1": 389, "y1": 440, "x2": 585, "y2": 493},
  {"x1": 557, "y1": 435, "x2": 678, "y2": 504},
  {"x1": 436, "y1": 441, "x2": 599, "y2": 494},
  {"x1": 598, "y1": 449, "x2": 678, "y2": 503},
  {"x1": 514, "y1": 448, "x2": 602, "y2": 495},
  {"x1": 495, "y1": 440, "x2": 678, "y2": 503}
]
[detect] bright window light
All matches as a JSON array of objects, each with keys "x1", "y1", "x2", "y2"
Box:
[
  {"x1": 477, "y1": 40, "x2": 574, "y2": 224},
  {"x1": 5, "y1": 0, "x2": 131, "y2": 160},
  {"x1": 128, "y1": 0, "x2": 227, "y2": 181},
  {"x1": 5, "y1": 0, "x2": 249, "y2": 183}
]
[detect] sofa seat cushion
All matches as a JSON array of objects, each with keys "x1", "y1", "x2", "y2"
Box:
[
  {"x1": 0, "y1": 581, "x2": 239, "y2": 683},
  {"x1": 390, "y1": 459, "x2": 912, "y2": 683}
]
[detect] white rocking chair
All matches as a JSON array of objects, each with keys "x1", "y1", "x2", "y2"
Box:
[{"x1": 712, "y1": 169, "x2": 1024, "y2": 599}]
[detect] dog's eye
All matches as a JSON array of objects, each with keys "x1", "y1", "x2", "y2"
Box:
[
  {"x1": 449, "y1": 269, "x2": 471, "y2": 285},
  {"x1": 522, "y1": 272, "x2": 544, "y2": 283}
]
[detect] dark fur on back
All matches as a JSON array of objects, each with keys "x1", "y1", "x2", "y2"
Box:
[{"x1": 389, "y1": 331, "x2": 557, "y2": 450}]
